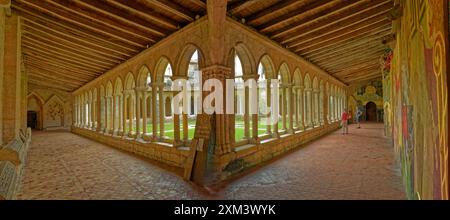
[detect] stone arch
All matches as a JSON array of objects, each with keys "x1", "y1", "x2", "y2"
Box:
[
  {"x1": 231, "y1": 43, "x2": 256, "y2": 77},
  {"x1": 154, "y1": 56, "x2": 173, "y2": 83},
  {"x1": 304, "y1": 74, "x2": 312, "y2": 89},
  {"x1": 293, "y1": 68, "x2": 302, "y2": 86},
  {"x1": 114, "y1": 77, "x2": 124, "y2": 95},
  {"x1": 278, "y1": 62, "x2": 291, "y2": 84},
  {"x1": 124, "y1": 72, "x2": 136, "y2": 90},
  {"x1": 176, "y1": 43, "x2": 206, "y2": 77},
  {"x1": 137, "y1": 65, "x2": 151, "y2": 89},
  {"x1": 258, "y1": 54, "x2": 276, "y2": 79},
  {"x1": 27, "y1": 92, "x2": 45, "y2": 130}
]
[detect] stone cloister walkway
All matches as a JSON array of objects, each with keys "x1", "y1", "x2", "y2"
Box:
[{"x1": 17, "y1": 123, "x2": 405, "y2": 200}]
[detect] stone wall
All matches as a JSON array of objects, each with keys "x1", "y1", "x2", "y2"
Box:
[
  {"x1": 218, "y1": 122, "x2": 341, "y2": 180},
  {"x1": 385, "y1": 0, "x2": 449, "y2": 200},
  {"x1": 27, "y1": 85, "x2": 73, "y2": 131},
  {"x1": 72, "y1": 127, "x2": 189, "y2": 169}
]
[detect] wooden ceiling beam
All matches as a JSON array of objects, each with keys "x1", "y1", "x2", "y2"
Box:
[
  {"x1": 311, "y1": 44, "x2": 386, "y2": 64},
  {"x1": 290, "y1": 19, "x2": 390, "y2": 52},
  {"x1": 284, "y1": 5, "x2": 392, "y2": 48},
  {"x1": 270, "y1": 0, "x2": 372, "y2": 39},
  {"x1": 22, "y1": 43, "x2": 112, "y2": 70},
  {"x1": 333, "y1": 64, "x2": 381, "y2": 77},
  {"x1": 247, "y1": 0, "x2": 310, "y2": 26},
  {"x1": 15, "y1": 0, "x2": 146, "y2": 48},
  {"x1": 144, "y1": 0, "x2": 195, "y2": 22},
  {"x1": 182, "y1": 0, "x2": 206, "y2": 10},
  {"x1": 28, "y1": 73, "x2": 82, "y2": 88},
  {"x1": 310, "y1": 42, "x2": 386, "y2": 63},
  {"x1": 24, "y1": 56, "x2": 101, "y2": 78},
  {"x1": 21, "y1": 25, "x2": 124, "y2": 63},
  {"x1": 12, "y1": 5, "x2": 140, "y2": 54},
  {"x1": 21, "y1": 19, "x2": 131, "y2": 60},
  {"x1": 24, "y1": 62, "x2": 94, "y2": 82},
  {"x1": 329, "y1": 60, "x2": 381, "y2": 74},
  {"x1": 28, "y1": 77, "x2": 76, "y2": 92},
  {"x1": 22, "y1": 49, "x2": 105, "y2": 75},
  {"x1": 296, "y1": 25, "x2": 391, "y2": 54},
  {"x1": 345, "y1": 72, "x2": 382, "y2": 83},
  {"x1": 47, "y1": 0, "x2": 156, "y2": 42},
  {"x1": 75, "y1": 0, "x2": 170, "y2": 37},
  {"x1": 28, "y1": 70, "x2": 85, "y2": 87},
  {"x1": 261, "y1": 0, "x2": 353, "y2": 35},
  {"x1": 21, "y1": 33, "x2": 120, "y2": 66},
  {"x1": 106, "y1": 0, "x2": 179, "y2": 30},
  {"x1": 304, "y1": 31, "x2": 391, "y2": 58},
  {"x1": 320, "y1": 54, "x2": 383, "y2": 71},
  {"x1": 228, "y1": 0, "x2": 256, "y2": 14},
  {"x1": 281, "y1": 0, "x2": 392, "y2": 44}
]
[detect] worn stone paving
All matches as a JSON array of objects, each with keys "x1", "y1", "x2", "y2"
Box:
[{"x1": 17, "y1": 123, "x2": 405, "y2": 200}]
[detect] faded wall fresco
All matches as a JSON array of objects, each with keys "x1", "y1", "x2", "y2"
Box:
[
  {"x1": 348, "y1": 81, "x2": 384, "y2": 123},
  {"x1": 27, "y1": 85, "x2": 73, "y2": 130},
  {"x1": 384, "y1": 0, "x2": 448, "y2": 200}
]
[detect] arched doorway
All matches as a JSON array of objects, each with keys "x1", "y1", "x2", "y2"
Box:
[
  {"x1": 366, "y1": 102, "x2": 377, "y2": 122},
  {"x1": 27, "y1": 111, "x2": 38, "y2": 129}
]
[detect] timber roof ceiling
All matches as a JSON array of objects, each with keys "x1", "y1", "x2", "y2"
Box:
[
  {"x1": 12, "y1": 0, "x2": 394, "y2": 92},
  {"x1": 228, "y1": 0, "x2": 395, "y2": 85}
]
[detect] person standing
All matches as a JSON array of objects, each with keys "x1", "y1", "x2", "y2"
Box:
[
  {"x1": 356, "y1": 108, "x2": 362, "y2": 129},
  {"x1": 341, "y1": 109, "x2": 349, "y2": 135}
]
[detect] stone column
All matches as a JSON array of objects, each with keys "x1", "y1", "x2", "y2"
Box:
[
  {"x1": 135, "y1": 89, "x2": 141, "y2": 139},
  {"x1": 282, "y1": 85, "x2": 287, "y2": 131},
  {"x1": 244, "y1": 85, "x2": 250, "y2": 140},
  {"x1": 128, "y1": 94, "x2": 133, "y2": 136},
  {"x1": 287, "y1": 84, "x2": 294, "y2": 133},
  {"x1": 314, "y1": 89, "x2": 320, "y2": 127},
  {"x1": 122, "y1": 94, "x2": 127, "y2": 136},
  {"x1": 159, "y1": 85, "x2": 164, "y2": 138},
  {"x1": 172, "y1": 85, "x2": 181, "y2": 145},
  {"x1": 142, "y1": 92, "x2": 148, "y2": 135},
  {"x1": 118, "y1": 94, "x2": 123, "y2": 135},
  {"x1": 299, "y1": 86, "x2": 305, "y2": 130},
  {"x1": 324, "y1": 85, "x2": 329, "y2": 126},
  {"x1": 111, "y1": 95, "x2": 118, "y2": 136},
  {"x1": 266, "y1": 79, "x2": 272, "y2": 134},
  {"x1": 151, "y1": 84, "x2": 158, "y2": 140}
]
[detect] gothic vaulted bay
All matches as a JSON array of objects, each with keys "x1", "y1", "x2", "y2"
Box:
[{"x1": 0, "y1": 0, "x2": 449, "y2": 200}]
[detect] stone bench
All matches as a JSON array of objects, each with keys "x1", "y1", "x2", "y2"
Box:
[
  {"x1": 0, "y1": 161, "x2": 17, "y2": 200},
  {"x1": 0, "y1": 137, "x2": 26, "y2": 166}
]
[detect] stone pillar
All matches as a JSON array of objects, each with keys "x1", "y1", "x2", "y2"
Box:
[
  {"x1": 282, "y1": 85, "x2": 287, "y2": 131},
  {"x1": 314, "y1": 89, "x2": 319, "y2": 127},
  {"x1": 122, "y1": 94, "x2": 127, "y2": 136},
  {"x1": 96, "y1": 92, "x2": 102, "y2": 132},
  {"x1": 158, "y1": 85, "x2": 164, "y2": 138},
  {"x1": 128, "y1": 94, "x2": 133, "y2": 136},
  {"x1": 142, "y1": 92, "x2": 148, "y2": 135},
  {"x1": 151, "y1": 84, "x2": 158, "y2": 140},
  {"x1": 118, "y1": 94, "x2": 123, "y2": 135},
  {"x1": 299, "y1": 86, "x2": 305, "y2": 130},
  {"x1": 112, "y1": 95, "x2": 117, "y2": 134},
  {"x1": 266, "y1": 79, "x2": 272, "y2": 134},
  {"x1": 324, "y1": 85, "x2": 329, "y2": 125},
  {"x1": 287, "y1": 84, "x2": 294, "y2": 133},
  {"x1": 244, "y1": 85, "x2": 250, "y2": 140},
  {"x1": 135, "y1": 89, "x2": 141, "y2": 139}
]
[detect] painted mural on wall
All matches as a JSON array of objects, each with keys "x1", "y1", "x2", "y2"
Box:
[
  {"x1": 348, "y1": 81, "x2": 384, "y2": 123},
  {"x1": 384, "y1": 0, "x2": 448, "y2": 200}
]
